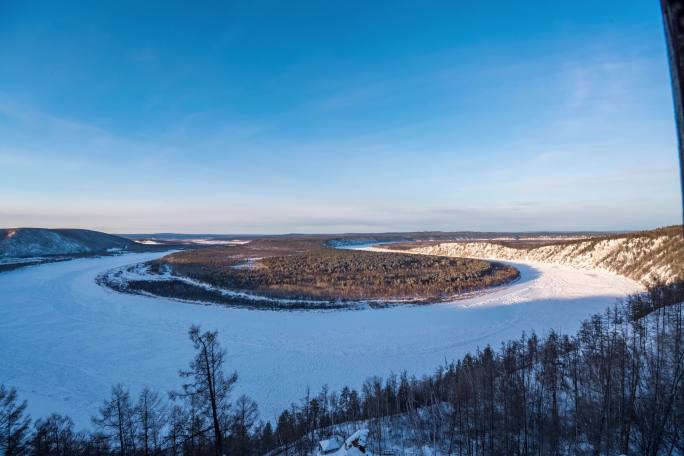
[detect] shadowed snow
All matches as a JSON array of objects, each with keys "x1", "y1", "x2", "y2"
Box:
[{"x1": 0, "y1": 251, "x2": 640, "y2": 428}]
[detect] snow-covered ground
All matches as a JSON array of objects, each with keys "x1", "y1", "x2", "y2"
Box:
[
  {"x1": 0, "y1": 251, "x2": 640, "y2": 429},
  {"x1": 101, "y1": 262, "x2": 356, "y2": 308},
  {"x1": 405, "y1": 234, "x2": 682, "y2": 283}
]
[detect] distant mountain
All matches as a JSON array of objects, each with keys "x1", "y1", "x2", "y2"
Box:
[
  {"x1": 122, "y1": 230, "x2": 614, "y2": 243},
  {"x1": 0, "y1": 228, "x2": 140, "y2": 258}
]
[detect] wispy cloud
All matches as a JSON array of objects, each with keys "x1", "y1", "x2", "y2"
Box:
[{"x1": 0, "y1": 26, "x2": 680, "y2": 233}]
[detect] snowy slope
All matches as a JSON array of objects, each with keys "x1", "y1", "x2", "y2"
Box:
[
  {"x1": 0, "y1": 228, "x2": 139, "y2": 258},
  {"x1": 403, "y1": 230, "x2": 683, "y2": 283},
  {"x1": 0, "y1": 251, "x2": 639, "y2": 429}
]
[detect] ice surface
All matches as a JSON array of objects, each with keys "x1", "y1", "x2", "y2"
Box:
[{"x1": 0, "y1": 251, "x2": 640, "y2": 429}]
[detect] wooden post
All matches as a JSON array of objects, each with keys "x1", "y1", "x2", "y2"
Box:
[{"x1": 661, "y1": 0, "x2": 684, "y2": 225}]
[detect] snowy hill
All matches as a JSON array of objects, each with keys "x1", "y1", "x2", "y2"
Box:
[
  {"x1": 0, "y1": 228, "x2": 139, "y2": 258},
  {"x1": 402, "y1": 226, "x2": 684, "y2": 283}
]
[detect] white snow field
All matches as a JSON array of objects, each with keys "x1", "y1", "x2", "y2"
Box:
[{"x1": 0, "y1": 251, "x2": 640, "y2": 428}]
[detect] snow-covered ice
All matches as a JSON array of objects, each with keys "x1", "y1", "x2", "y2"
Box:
[{"x1": 0, "y1": 251, "x2": 640, "y2": 428}]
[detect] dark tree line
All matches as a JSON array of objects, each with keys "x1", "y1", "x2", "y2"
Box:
[
  {"x1": 268, "y1": 281, "x2": 684, "y2": 455},
  {"x1": 2, "y1": 281, "x2": 684, "y2": 455}
]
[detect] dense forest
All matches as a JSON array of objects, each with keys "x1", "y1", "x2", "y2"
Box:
[
  {"x1": 2, "y1": 280, "x2": 683, "y2": 455},
  {"x1": 155, "y1": 246, "x2": 519, "y2": 302}
]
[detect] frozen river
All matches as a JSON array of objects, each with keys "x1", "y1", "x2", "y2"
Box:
[{"x1": 0, "y1": 251, "x2": 640, "y2": 428}]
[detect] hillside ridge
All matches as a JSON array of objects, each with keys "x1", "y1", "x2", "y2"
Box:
[
  {"x1": 400, "y1": 226, "x2": 684, "y2": 283},
  {"x1": 0, "y1": 228, "x2": 139, "y2": 258}
]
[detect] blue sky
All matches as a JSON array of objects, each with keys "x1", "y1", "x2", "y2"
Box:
[{"x1": 0, "y1": 1, "x2": 681, "y2": 233}]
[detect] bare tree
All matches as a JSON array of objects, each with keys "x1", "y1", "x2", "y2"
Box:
[
  {"x1": 0, "y1": 384, "x2": 31, "y2": 456},
  {"x1": 172, "y1": 325, "x2": 237, "y2": 456},
  {"x1": 164, "y1": 404, "x2": 186, "y2": 456},
  {"x1": 92, "y1": 384, "x2": 136, "y2": 456},
  {"x1": 227, "y1": 395, "x2": 258, "y2": 455},
  {"x1": 134, "y1": 387, "x2": 166, "y2": 456},
  {"x1": 31, "y1": 414, "x2": 80, "y2": 456}
]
